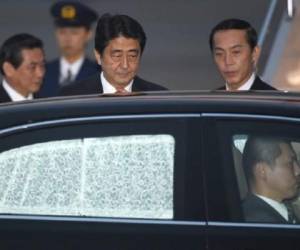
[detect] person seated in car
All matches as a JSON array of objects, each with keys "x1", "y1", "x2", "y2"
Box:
[{"x1": 242, "y1": 136, "x2": 300, "y2": 223}]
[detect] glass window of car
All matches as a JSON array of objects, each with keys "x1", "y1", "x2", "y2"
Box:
[
  {"x1": 232, "y1": 134, "x2": 300, "y2": 224},
  {"x1": 0, "y1": 116, "x2": 204, "y2": 221},
  {"x1": 0, "y1": 135, "x2": 174, "y2": 219},
  {"x1": 205, "y1": 117, "x2": 300, "y2": 224}
]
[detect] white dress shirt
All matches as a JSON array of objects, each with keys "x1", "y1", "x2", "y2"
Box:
[
  {"x1": 256, "y1": 194, "x2": 288, "y2": 221},
  {"x1": 101, "y1": 72, "x2": 133, "y2": 94},
  {"x1": 59, "y1": 57, "x2": 84, "y2": 84},
  {"x1": 226, "y1": 73, "x2": 256, "y2": 91},
  {"x1": 2, "y1": 79, "x2": 33, "y2": 102}
]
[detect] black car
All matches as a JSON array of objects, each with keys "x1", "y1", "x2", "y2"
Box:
[{"x1": 0, "y1": 91, "x2": 300, "y2": 249}]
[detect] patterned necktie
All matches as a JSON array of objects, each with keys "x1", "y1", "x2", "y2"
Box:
[{"x1": 115, "y1": 86, "x2": 129, "y2": 94}]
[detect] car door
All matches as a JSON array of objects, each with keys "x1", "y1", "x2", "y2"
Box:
[
  {"x1": 0, "y1": 107, "x2": 207, "y2": 250},
  {"x1": 203, "y1": 114, "x2": 300, "y2": 250}
]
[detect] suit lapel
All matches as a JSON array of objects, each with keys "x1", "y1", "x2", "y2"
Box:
[
  {"x1": 50, "y1": 60, "x2": 60, "y2": 95},
  {"x1": 217, "y1": 76, "x2": 275, "y2": 91},
  {"x1": 98, "y1": 74, "x2": 104, "y2": 93},
  {"x1": 216, "y1": 85, "x2": 226, "y2": 90},
  {"x1": 251, "y1": 77, "x2": 264, "y2": 90},
  {"x1": 86, "y1": 73, "x2": 103, "y2": 93},
  {"x1": 250, "y1": 76, "x2": 276, "y2": 90},
  {"x1": 251, "y1": 194, "x2": 288, "y2": 223},
  {"x1": 75, "y1": 58, "x2": 87, "y2": 82},
  {"x1": 132, "y1": 77, "x2": 142, "y2": 91},
  {"x1": 53, "y1": 60, "x2": 60, "y2": 87},
  {"x1": 0, "y1": 84, "x2": 12, "y2": 103}
]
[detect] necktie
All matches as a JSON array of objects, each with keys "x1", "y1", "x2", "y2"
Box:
[
  {"x1": 286, "y1": 203, "x2": 298, "y2": 224},
  {"x1": 61, "y1": 69, "x2": 72, "y2": 86},
  {"x1": 115, "y1": 86, "x2": 128, "y2": 94}
]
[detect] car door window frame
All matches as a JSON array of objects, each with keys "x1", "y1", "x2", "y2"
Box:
[{"x1": 0, "y1": 113, "x2": 205, "y2": 222}]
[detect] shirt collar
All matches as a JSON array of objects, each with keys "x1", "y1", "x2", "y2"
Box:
[
  {"x1": 101, "y1": 71, "x2": 133, "y2": 94},
  {"x1": 226, "y1": 73, "x2": 256, "y2": 91},
  {"x1": 2, "y1": 79, "x2": 33, "y2": 102},
  {"x1": 256, "y1": 194, "x2": 288, "y2": 221},
  {"x1": 60, "y1": 57, "x2": 84, "y2": 81}
]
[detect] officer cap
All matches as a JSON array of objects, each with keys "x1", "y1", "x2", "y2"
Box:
[{"x1": 51, "y1": 1, "x2": 98, "y2": 28}]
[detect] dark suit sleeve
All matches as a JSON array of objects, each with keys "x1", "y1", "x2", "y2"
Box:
[
  {"x1": 242, "y1": 194, "x2": 287, "y2": 223},
  {"x1": 133, "y1": 76, "x2": 168, "y2": 91},
  {"x1": 0, "y1": 85, "x2": 12, "y2": 103},
  {"x1": 59, "y1": 73, "x2": 102, "y2": 96}
]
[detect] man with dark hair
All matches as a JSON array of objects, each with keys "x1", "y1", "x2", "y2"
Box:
[
  {"x1": 209, "y1": 18, "x2": 276, "y2": 91},
  {"x1": 0, "y1": 33, "x2": 45, "y2": 103},
  {"x1": 242, "y1": 136, "x2": 300, "y2": 223},
  {"x1": 38, "y1": 1, "x2": 99, "y2": 97},
  {"x1": 61, "y1": 13, "x2": 166, "y2": 95}
]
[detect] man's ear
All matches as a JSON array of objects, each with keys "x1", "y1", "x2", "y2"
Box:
[
  {"x1": 254, "y1": 162, "x2": 268, "y2": 180},
  {"x1": 94, "y1": 49, "x2": 101, "y2": 65},
  {"x1": 3, "y1": 62, "x2": 16, "y2": 77}
]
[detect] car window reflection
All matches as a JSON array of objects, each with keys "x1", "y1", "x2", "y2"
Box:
[{"x1": 0, "y1": 134, "x2": 175, "y2": 219}]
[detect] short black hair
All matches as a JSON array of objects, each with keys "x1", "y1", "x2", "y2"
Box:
[
  {"x1": 0, "y1": 33, "x2": 44, "y2": 75},
  {"x1": 243, "y1": 136, "x2": 290, "y2": 184},
  {"x1": 95, "y1": 13, "x2": 146, "y2": 55},
  {"x1": 209, "y1": 18, "x2": 258, "y2": 51}
]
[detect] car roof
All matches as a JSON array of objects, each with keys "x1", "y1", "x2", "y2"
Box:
[{"x1": 1, "y1": 90, "x2": 300, "y2": 129}]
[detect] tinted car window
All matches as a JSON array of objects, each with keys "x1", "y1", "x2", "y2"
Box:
[
  {"x1": 203, "y1": 115, "x2": 300, "y2": 250},
  {"x1": 0, "y1": 135, "x2": 175, "y2": 219},
  {"x1": 206, "y1": 117, "x2": 300, "y2": 224},
  {"x1": 0, "y1": 115, "x2": 205, "y2": 221},
  {"x1": 232, "y1": 134, "x2": 300, "y2": 224}
]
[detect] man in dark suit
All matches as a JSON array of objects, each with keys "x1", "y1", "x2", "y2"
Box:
[
  {"x1": 61, "y1": 13, "x2": 166, "y2": 96},
  {"x1": 0, "y1": 34, "x2": 45, "y2": 103},
  {"x1": 209, "y1": 19, "x2": 276, "y2": 91},
  {"x1": 38, "y1": 1, "x2": 99, "y2": 97},
  {"x1": 242, "y1": 136, "x2": 300, "y2": 223}
]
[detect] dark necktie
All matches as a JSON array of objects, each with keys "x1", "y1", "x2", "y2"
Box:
[
  {"x1": 61, "y1": 69, "x2": 72, "y2": 86},
  {"x1": 286, "y1": 203, "x2": 298, "y2": 224}
]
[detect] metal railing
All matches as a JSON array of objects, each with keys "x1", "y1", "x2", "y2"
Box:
[{"x1": 258, "y1": 0, "x2": 287, "y2": 75}]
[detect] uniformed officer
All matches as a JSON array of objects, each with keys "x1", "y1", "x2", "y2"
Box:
[{"x1": 38, "y1": 1, "x2": 99, "y2": 97}]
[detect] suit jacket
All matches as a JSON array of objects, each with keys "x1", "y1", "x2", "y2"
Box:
[
  {"x1": 0, "y1": 84, "x2": 40, "y2": 103},
  {"x1": 217, "y1": 76, "x2": 277, "y2": 91},
  {"x1": 60, "y1": 73, "x2": 167, "y2": 96},
  {"x1": 0, "y1": 84, "x2": 12, "y2": 103},
  {"x1": 242, "y1": 194, "x2": 288, "y2": 223},
  {"x1": 37, "y1": 58, "x2": 99, "y2": 98}
]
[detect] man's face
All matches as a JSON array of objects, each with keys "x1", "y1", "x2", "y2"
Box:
[
  {"x1": 212, "y1": 29, "x2": 260, "y2": 90},
  {"x1": 55, "y1": 27, "x2": 91, "y2": 60},
  {"x1": 266, "y1": 143, "x2": 300, "y2": 201},
  {"x1": 6, "y1": 48, "x2": 45, "y2": 97},
  {"x1": 95, "y1": 36, "x2": 141, "y2": 88}
]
